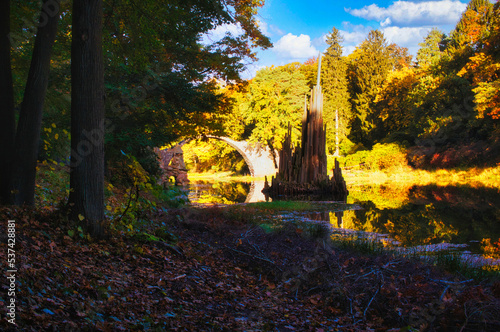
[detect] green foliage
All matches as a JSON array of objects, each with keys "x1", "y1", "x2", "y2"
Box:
[
  {"x1": 39, "y1": 123, "x2": 71, "y2": 162},
  {"x1": 5, "y1": 0, "x2": 271, "y2": 209},
  {"x1": 416, "y1": 28, "x2": 447, "y2": 68},
  {"x1": 347, "y1": 30, "x2": 393, "y2": 147},
  {"x1": 241, "y1": 65, "x2": 309, "y2": 150},
  {"x1": 322, "y1": 28, "x2": 352, "y2": 154},
  {"x1": 34, "y1": 163, "x2": 70, "y2": 210},
  {"x1": 99, "y1": 0, "x2": 272, "y2": 174},
  {"x1": 105, "y1": 73, "x2": 232, "y2": 177}
]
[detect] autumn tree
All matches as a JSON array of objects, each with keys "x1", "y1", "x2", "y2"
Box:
[
  {"x1": 322, "y1": 27, "x2": 351, "y2": 155},
  {"x1": 299, "y1": 57, "x2": 318, "y2": 89},
  {"x1": 374, "y1": 66, "x2": 418, "y2": 140},
  {"x1": 444, "y1": 0, "x2": 493, "y2": 71},
  {"x1": 388, "y1": 43, "x2": 412, "y2": 70},
  {"x1": 458, "y1": 1, "x2": 500, "y2": 119},
  {"x1": 450, "y1": 0, "x2": 493, "y2": 48}
]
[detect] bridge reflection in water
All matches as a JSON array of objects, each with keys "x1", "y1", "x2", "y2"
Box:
[
  {"x1": 188, "y1": 180, "x2": 268, "y2": 205},
  {"x1": 244, "y1": 181, "x2": 267, "y2": 203}
]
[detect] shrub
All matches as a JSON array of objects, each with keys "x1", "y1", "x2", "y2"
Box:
[{"x1": 341, "y1": 143, "x2": 408, "y2": 171}]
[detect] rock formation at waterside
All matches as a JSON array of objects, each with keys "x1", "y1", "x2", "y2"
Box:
[{"x1": 263, "y1": 55, "x2": 348, "y2": 201}]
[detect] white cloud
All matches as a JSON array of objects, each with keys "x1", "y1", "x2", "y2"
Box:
[
  {"x1": 382, "y1": 26, "x2": 431, "y2": 46},
  {"x1": 270, "y1": 25, "x2": 285, "y2": 36},
  {"x1": 343, "y1": 45, "x2": 357, "y2": 56},
  {"x1": 340, "y1": 23, "x2": 372, "y2": 45},
  {"x1": 202, "y1": 23, "x2": 244, "y2": 44},
  {"x1": 336, "y1": 23, "x2": 431, "y2": 56},
  {"x1": 346, "y1": 0, "x2": 467, "y2": 27},
  {"x1": 273, "y1": 33, "x2": 318, "y2": 59},
  {"x1": 380, "y1": 17, "x2": 392, "y2": 27},
  {"x1": 382, "y1": 26, "x2": 432, "y2": 55},
  {"x1": 256, "y1": 19, "x2": 269, "y2": 36}
]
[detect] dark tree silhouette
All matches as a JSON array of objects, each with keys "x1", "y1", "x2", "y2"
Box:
[
  {"x1": 0, "y1": 0, "x2": 15, "y2": 204},
  {"x1": 69, "y1": 0, "x2": 105, "y2": 237},
  {"x1": 10, "y1": 0, "x2": 61, "y2": 205}
]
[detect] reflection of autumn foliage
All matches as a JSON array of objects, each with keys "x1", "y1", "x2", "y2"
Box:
[
  {"x1": 481, "y1": 238, "x2": 500, "y2": 259},
  {"x1": 189, "y1": 181, "x2": 250, "y2": 204},
  {"x1": 344, "y1": 184, "x2": 500, "y2": 252}
]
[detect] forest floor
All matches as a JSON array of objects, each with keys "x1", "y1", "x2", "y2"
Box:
[{"x1": 1, "y1": 204, "x2": 500, "y2": 331}]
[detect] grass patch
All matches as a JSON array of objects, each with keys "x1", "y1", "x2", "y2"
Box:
[
  {"x1": 330, "y1": 231, "x2": 387, "y2": 255},
  {"x1": 418, "y1": 251, "x2": 500, "y2": 280},
  {"x1": 243, "y1": 200, "x2": 354, "y2": 212}
]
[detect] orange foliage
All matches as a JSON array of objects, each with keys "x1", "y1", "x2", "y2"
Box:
[
  {"x1": 461, "y1": 6, "x2": 490, "y2": 45},
  {"x1": 458, "y1": 3, "x2": 500, "y2": 119},
  {"x1": 481, "y1": 238, "x2": 500, "y2": 259},
  {"x1": 303, "y1": 56, "x2": 317, "y2": 66}
]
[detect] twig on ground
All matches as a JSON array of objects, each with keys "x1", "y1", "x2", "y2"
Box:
[
  {"x1": 440, "y1": 285, "x2": 450, "y2": 301},
  {"x1": 223, "y1": 245, "x2": 281, "y2": 270},
  {"x1": 431, "y1": 278, "x2": 474, "y2": 285},
  {"x1": 363, "y1": 285, "x2": 380, "y2": 318}
]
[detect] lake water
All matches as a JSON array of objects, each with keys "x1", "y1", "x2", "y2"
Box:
[{"x1": 187, "y1": 179, "x2": 500, "y2": 264}]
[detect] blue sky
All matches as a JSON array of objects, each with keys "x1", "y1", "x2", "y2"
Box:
[{"x1": 226, "y1": 0, "x2": 471, "y2": 79}]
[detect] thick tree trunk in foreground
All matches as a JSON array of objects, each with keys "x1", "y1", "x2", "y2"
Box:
[
  {"x1": 10, "y1": 0, "x2": 61, "y2": 205},
  {"x1": 0, "y1": 0, "x2": 15, "y2": 204},
  {"x1": 69, "y1": 0, "x2": 105, "y2": 237}
]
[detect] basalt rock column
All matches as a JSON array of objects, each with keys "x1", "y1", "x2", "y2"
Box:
[{"x1": 263, "y1": 55, "x2": 348, "y2": 201}]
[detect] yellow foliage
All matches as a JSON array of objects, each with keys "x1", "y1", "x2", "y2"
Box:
[
  {"x1": 473, "y1": 80, "x2": 500, "y2": 119},
  {"x1": 481, "y1": 238, "x2": 500, "y2": 259}
]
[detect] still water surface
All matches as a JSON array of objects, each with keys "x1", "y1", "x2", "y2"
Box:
[{"x1": 187, "y1": 179, "x2": 500, "y2": 262}]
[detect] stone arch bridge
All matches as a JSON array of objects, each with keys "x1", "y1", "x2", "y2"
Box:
[{"x1": 157, "y1": 136, "x2": 278, "y2": 185}]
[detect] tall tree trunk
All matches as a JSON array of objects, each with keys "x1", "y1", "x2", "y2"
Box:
[
  {"x1": 0, "y1": 0, "x2": 15, "y2": 204},
  {"x1": 69, "y1": 0, "x2": 105, "y2": 238},
  {"x1": 10, "y1": 0, "x2": 61, "y2": 205}
]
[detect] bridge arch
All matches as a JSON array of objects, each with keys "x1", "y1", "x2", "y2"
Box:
[{"x1": 205, "y1": 135, "x2": 277, "y2": 177}]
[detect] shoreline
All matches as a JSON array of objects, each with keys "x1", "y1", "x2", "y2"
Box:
[{"x1": 187, "y1": 165, "x2": 500, "y2": 188}]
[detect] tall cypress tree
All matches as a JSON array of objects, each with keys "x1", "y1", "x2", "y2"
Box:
[
  {"x1": 322, "y1": 27, "x2": 351, "y2": 155},
  {"x1": 416, "y1": 28, "x2": 446, "y2": 68},
  {"x1": 347, "y1": 30, "x2": 392, "y2": 147}
]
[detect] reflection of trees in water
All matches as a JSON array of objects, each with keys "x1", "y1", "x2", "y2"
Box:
[
  {"x1": 190, "y1": 181, "x2": 251, "y2": 204},
  {"x1": 347, "y1": 184, "x2": 412, "y2": 209},
  {"x1": 338, "y1": 185, "x2": 500, "y2": 248}
]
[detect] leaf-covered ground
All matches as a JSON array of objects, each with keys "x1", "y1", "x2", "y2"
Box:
[{"x1": 1, "y1": 206, "x2": 500, "y2": 331}]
